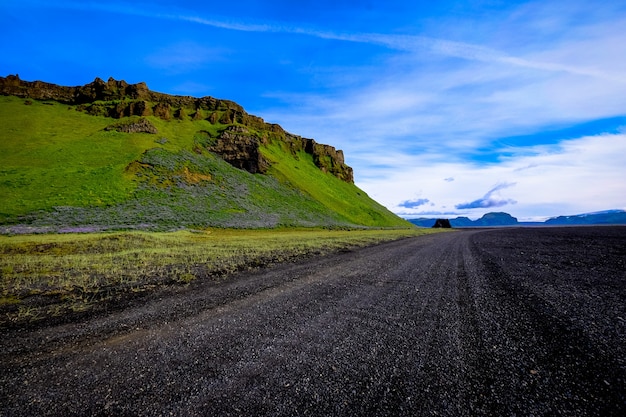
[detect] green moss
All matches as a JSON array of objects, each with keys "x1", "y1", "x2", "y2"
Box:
[{"x1": 0, "y1": 295, "x2": 20, "y2": 306}]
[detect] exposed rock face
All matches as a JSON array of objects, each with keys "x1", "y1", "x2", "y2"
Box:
[
  {"x1": 207, "y1": 126, "x2": 270, "y2": 174},
  {"x1": 201, "y1": 126, "x2": 353, "y2": 181},
  {"x1": 432, "y1": 219, "x2": 452, "y2": 228},
  {"x1": 152, "y1": 102, "x2": 171, "y2": 120},
  {"x1": 0, "y1": 74, "x2": 77, "y2": 103},
  {"x1": 302, "y1": 138, "x2": 353, "y2": 183},
  {"x1": 0, "y1": 74, "x2": 354, "y2": 182},
  {"x1": 104, "y1": 118, "x2": 158, "y2": 134},
  {"x1": 0, "y1": 74, "x2": 244, "y2": 117}
]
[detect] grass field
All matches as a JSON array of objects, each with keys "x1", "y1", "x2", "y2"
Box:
[{"x1": 0, "y1": 228, "x2": 443, "y2": 324}]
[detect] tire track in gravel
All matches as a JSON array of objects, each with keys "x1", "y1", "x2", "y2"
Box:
[
  {"x1": 466, "y1": 228, "x2": 626, "y2": 416},
  {"x1": 1, "y1": 227, "x2": 624, "y2": 416}
]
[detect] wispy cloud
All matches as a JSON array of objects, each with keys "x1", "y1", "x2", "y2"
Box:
[
  {"x1": 37, "y1": 1, "x2": 626, "y2": 84},
  {"x1": 145, "y1": 42, "x2": 226, "y2": 73},
  {"x1": 184, "y1": 16, "x2": 624, "y2": 85},
  {"x1": 177, "y1": 14, "x2": 275, "y2": 32},
  {"x1": 165, "y1": 10, "x2": 626, "y2": 83},
  {"x1": 455, "y1": 182, "x2": 517, "y2": 209},
  {"x1": 337, "y1": 33, "x2": 626, "y2": 83},
  {"x1": 399, "y1": 198, "x2": 431, "y2": 209}
]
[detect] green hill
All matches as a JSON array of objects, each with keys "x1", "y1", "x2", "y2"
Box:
[{"x1": 0, "y1": 75, "x2": 410, "y2": 230}]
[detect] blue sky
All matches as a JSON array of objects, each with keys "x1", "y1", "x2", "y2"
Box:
[{"x1": 2, "y1": 0, "x2": 626, "y2": 220}]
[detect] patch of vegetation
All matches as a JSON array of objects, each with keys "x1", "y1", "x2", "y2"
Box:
[{"x1": 0, "y1": 228, "x2": 443, "y2": 325}]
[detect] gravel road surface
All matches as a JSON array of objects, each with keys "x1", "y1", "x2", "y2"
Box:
[{"x1": 1, "y1": 227, "x2": 625, "y2": 416}]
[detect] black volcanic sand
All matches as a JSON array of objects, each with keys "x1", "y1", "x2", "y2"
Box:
[{"x1": 1, "y1": 226, "x2": 624, "y2": 416}]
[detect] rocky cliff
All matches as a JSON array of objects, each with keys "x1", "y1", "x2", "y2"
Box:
[{"x1": 0, "y1": 75, "x2": 354, "y2": 183}]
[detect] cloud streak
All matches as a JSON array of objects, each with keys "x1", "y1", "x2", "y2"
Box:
[
  {"x1": 455, "y1": 182, "x2": 518, "y2": 210},
  {"x1": 34, "y1": 1, "x2": 625, "y2": 84},
  {"x1": 183, "y1": 16, "x2": 625, "y2": 84},
  {"x1": 362, "y1": 133, "x2": 626, "y2": 221},
  {"x1": 145, "y1": 42, "x2": 225, "y2": 73},
  {"x1": 399, "y1": 198, "x2": 431, "y2": 209}
]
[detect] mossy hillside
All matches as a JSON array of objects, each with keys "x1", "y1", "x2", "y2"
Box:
[
  {"x1": 0, "y1": 96, "x2": 217, "y2": 221},
  {"x1": 0, "y1": 96, "x2": 189, "y2": 217},
  {"x1": 0, "y1": 95, "x2": 410, "y2": 228},
  {"x1": 0, "y1": 97, "x2": 126, "y2": 216},
  {"x1": 55, "y1": 147, "x2": 351, "y2": 228},
  {"x1": 261, "y1": 142, "x2": 409, "y2": 227}
]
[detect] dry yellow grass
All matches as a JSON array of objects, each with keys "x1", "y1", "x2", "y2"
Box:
[{"x1": 0, "y1": 228, "x2": 445, "y2": 323}]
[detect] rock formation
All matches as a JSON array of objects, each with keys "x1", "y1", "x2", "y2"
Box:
[
  {"x1": 207, "y1": 126, "x2": 270, "y2": 174},
  {"x1": 302, "y1": 138, "x2": 353, "y2": 183},
  {"x1": 0, "y1": 74, "x2": 246, "y2": 121},
  {"x1": 432, "y1": 219, "x2": 452, "y2": 228},
  {"x1": 104, "y1": 118, "x2": 158, "y2": 134},
  {"x1": 0, "y1": 74, "x2": 354, "y2": 182}
]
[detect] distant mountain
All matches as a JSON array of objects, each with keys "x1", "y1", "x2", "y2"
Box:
[
  {"x1": 544, "y1": 210, "x2": 626, "y2": 225},
  {"x1": 0, "y1": 75, "x2": 410, "y2": 231},
  {"x1": 408, "y1": 210, "x2": 626, "y2": 228},
  {"x1": 409, "y1": 212, "x2": 517, "y2": 228}
]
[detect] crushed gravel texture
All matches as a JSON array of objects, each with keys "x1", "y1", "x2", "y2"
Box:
[{"x1": 1, "y1": 226, "x2": 624, "y2": 416}]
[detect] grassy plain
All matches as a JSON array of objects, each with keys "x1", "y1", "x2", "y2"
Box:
[{"x1": 0, "y1": 228, "x2": 442, "y2": 324}]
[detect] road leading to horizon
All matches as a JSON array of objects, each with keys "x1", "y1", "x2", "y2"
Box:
[{"x1": 1, "y1": 227, "x2": 625, "y2": 416}]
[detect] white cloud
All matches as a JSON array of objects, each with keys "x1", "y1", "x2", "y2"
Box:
[
  {"x1": 455, "y1": 182, "x2": 517, "y2": 210},
  {"x1": 361, "y1": 134, "x2": 626, "y2": 221},
  {"x1": 399, "y1": 198, "x2": 431, "y2": 209}
]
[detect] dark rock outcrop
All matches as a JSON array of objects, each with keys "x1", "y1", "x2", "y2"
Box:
[
  {"x1": 0, "y1": 74, "x2": 244, "y2": 114},
  {"x1": 104, "y1": 118, "x2": 158, "y2": 134},
  {"x1": 432, "y1": 219, "x2": 452, "y2": 228},
  {"x1": 410, "y1": 212, "x2": 518, "y2": 228},
  {"x1": 1, "y1": 74, "x2": 354, "y2": 182},
  {"x1": 202, "y1": 126, "x2": 353, "y2": 181},
  {"x1": 207, "y1": 126, "x2": 270, "y2": 174},
  {"x1": 302, "y1": 138, "x2": 353, "y2": 183},
  {"x1": 152, "y1": 102, "x2": 171, "y2": 120}
]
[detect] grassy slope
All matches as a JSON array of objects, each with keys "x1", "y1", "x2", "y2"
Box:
[
  {"x1": 0, "y1": 96, "x2": 176, "y2": 217},
  {"x1": 0, "y1": 95, "x2": 410, "y2": 229},
  {"x1": 261, "y1": 142, "x2": 408, "y2": 227}
]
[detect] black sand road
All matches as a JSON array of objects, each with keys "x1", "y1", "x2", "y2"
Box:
[{"x1": 1, "y1": 227, "x2": 625, "y2": 416}]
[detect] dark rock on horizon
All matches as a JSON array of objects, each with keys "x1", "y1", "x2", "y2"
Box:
[
  {"x1": 410, "y1": 212, "x2": 518, "y2": 228},
  {"x1": 432, "y1": 219, "x2": 452, "y2": 228},
  {"x1": 409, "y1": 210, "x2": 626, "y2": 227}
]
